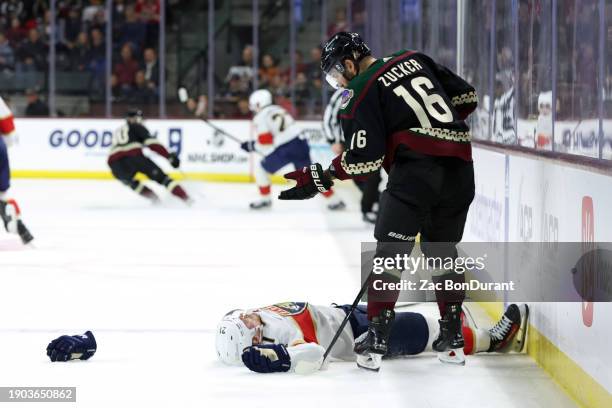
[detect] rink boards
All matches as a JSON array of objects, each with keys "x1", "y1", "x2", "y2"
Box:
[
  {"x1": 9, "y1": 118, "x2": 334, "y2": 182},
  {"x1": 464, "y1": 146, "x2": 612, "y2": 407}
]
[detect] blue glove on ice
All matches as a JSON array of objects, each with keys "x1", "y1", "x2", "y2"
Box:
[
  {"x1": 241, "y1": 344, "x2": 291, "y2": 373},
  {"x1": 46, "y1": 331, "x2": 97, "y2": 362}
]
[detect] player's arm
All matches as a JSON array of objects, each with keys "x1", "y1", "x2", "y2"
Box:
[
  {"x1": 278, "y1": 86, "x2": 386, "y2": 200},
  {"x1": 329, "y1": 85, "x2": 386, "y2": 181},
  {"x1": 0, "y1": 98, "x2": 18, "y2": 146},
  {"x1": 421, "y1": 54, "x2": 478, "y2": 120},
  {"x1": 240, "y1": 112, "x2": 274, "y2": 152},
  {"x1": 138, "y1": 124, "x2": 180, "y2": 168}
]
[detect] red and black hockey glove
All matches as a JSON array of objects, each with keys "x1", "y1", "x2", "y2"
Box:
[{"x1": 278, "y1": 163, "x2": 333, "y2": 200}]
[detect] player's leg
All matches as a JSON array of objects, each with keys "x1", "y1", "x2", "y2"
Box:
[
  {"x1": 354, "y1": 190, "x2": 423, "y2": 370},
  {"x1": 252, "y1": 146, "x2": 292, "y2": 210},
  {"x1": 108, "y1": 157, "x2": 160, "y2": 203},
  {"x1": 420, "y1": 158, "x2": 475, "y2": 364},
  {"x1": 137, "y1": 156, "x2": 192, "y2": 204},
  {"x1": 345, "y1": 305, "x2": 432, "y2": 359},
  {"x1": 0, "y1": 139, "x2": 33, "y2": 244},
  {"x1": 359, "y1": 169, "x2": 381, "y2": 223},
  {"x1": 252, "y1": 158, "x2": 274, "y2": 209}
]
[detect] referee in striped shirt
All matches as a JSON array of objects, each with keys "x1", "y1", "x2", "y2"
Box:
[{"x1": 323, "y1": 88, "x2": 381, "y2": 224}]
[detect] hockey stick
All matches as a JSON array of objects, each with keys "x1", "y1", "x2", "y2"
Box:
[
  {"x1": 322, "y1": 273, "x2": 373, "y2": 363},
  {"x1": 177, "y1": 88, "x2": 263, "y2": 157}
]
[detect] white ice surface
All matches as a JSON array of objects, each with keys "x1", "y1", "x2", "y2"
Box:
[{"x1": 0, "y1": 180, "x2": 576, "y2": 408}]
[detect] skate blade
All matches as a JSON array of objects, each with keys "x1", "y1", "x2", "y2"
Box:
[
  {"x1": 437, "y1": 349, "x2": 466, "y2": 365},
  {"x1": 513, "y1": 304, "x2": 530, "y2": 353},
  {"x1": 356, "y1": 353, "x2": 382, "y2": 371}
]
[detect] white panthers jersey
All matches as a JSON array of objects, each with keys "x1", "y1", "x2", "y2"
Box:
[
  {"x1": 0, "y1": 97, "x2": 16, "y2": 137},
  {"x1": 253, "y1": 302, "x2": 355, "y2": 372},
  {"x1": 252, "y1": 105, "x2": 302, "y2": 152}
]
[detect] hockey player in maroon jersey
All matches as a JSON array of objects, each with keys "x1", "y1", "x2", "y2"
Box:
[
  {"x1": 279, "y1": 32, "x2": 478, "y2": 370},
  {"x1": 108, "y1": 109, "x2": 192, "y2": 204}
]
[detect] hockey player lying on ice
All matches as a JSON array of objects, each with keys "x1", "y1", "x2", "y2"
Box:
[{"x1": 216, "y1": 302, "x2": 528, "y2": 373}]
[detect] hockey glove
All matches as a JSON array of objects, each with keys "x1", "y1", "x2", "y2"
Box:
[
  {"x1": 46, "y1": 331, "x2": 97, "y2": 362},
  {"x1": 240, "y1": 140, "x2": 256, "y2": 153},
  {"x1": 168, "y1": 152, "x2": 180, "y2": 168},
  {"x1": 241, "y1": 344, "x2": 291, "y2": 373},
  {"x1": 278, "y1": 163, "x2": 333, "y2": 200}
]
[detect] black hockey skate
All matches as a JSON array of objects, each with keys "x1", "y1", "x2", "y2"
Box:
[
  {"x1": 433, "y1": 303, "x2": 465, "y2": 365},
  {"x1": 488, "y1": 304, "x2": 529, "y2": 353},
  {"x1": 0, "y1": 200, "x2": 34, "y2": 244},
  {"x1": 249, "y1": 199, "x2": 272, "y2": 210},
  {"x1": 327, "y1": 200, "x2": 346, "y2": 211},
  {"x1": 354, "y1": 309, "x2": 395, "y2": 371}
]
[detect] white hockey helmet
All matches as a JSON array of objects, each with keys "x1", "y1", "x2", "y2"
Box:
[
  {"x1": 248, "y1": 89, "x2": 273, "y2": 112},
  {"x1": 215, "y1": 310, "x2": 257, "y2": 365}
]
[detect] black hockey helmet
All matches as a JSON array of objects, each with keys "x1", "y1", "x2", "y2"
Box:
[
  {"x1": 125, "y1": 108, "x2": 143, "y2": 123},
  {"x1": 320, "y1": 32, "x2": 371, "y2": 75}
]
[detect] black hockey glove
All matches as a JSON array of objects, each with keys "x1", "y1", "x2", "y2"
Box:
[
  {"x1": 46, "y1": 331, "x2": 97, "y2": 362},
  {"x1": 242, "y1": 344, "x2": 291, "y2": 373},
  {"x1": 168, "y1": 153, "x2": 180, "y2": 168},
  {"x1": 240, "y1": 140, "x2": 256, "y2": 153},
  {"x1": 278, "y1": 163, "x2": 333, "y2": 200}
]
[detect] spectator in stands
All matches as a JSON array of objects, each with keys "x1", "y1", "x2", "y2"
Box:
[
  {"x1": 62, "y1": 7, "x2": 82, "y2": 45},
  {"x1": 142, "y1": 47, "x2": 159, "y2": 88},
  {"x1": 225, "y1": 44, "x2": 254, "y2": 95},
  {"x1": 234, "y1": 98, "x2": 250, "y2": 119},
  {"x1": 24, "y1": 88, "x2": 49, "y2": 116},
  {"x1": 0, "y1": 1, "x2": 26, "y2": 27},
  {"x1": 6, "y1": 18, "x2": 26, "y2": 45},
  {"x1": 69, "y1": 31, "x2": 90, "y2": 71},
  {"x1": 17, "y1": 28, "x2": 47, "y2": 71},
  {"x1": 327, "y1": 7, "x2": 348, "y2": 37},
  {"x1": 305, "y1": 46, "x2": 321, "y2": 82},
  {"x1": 294, "y1": 71, "x2": 310, "y2": 105},
  {"x1": 88, "y1": 27, "x2": 105, "y2": 68},
  {"x1": 135, "y1": 0, "x2": 160, "y2": 47},
  {"x1": 0, "y1": 33, "x2": 15, "y2": 72},
  {"x1": 119, "y1": 5, "x2": 146, "y2": 52},
  {"x1": 258, "y1": 53, "x2": 279, "y2": 87},
  {"x1": 268, "y1": 74, "x2": 288, "y2": 98},
  {"x1": 129, "y1": 70, "x2": 156, "y2": 104},
  {"x1": 223, "y1": 74, "x2": 249, "y2": 102},
  {"x1": 82, "y1": 0, "x2": 104, "y2": 26},
  {"x1": 186, "y1": 94, "x2": 208, "y2": 119},
  {"x1": 112, "y1": 0, "x2": 127, "y2": 31},
  {"x1": 114, "y1": 43, "x2": 139, "y2": 95}
]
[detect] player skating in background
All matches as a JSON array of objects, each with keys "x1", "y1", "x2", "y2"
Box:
[
  {"x1": 279, "y1": 32, "x2": 478, "y2": 369},
  {"x1": 324, "y1": 88, "x2": 381, "y2": 224},
  {"x1": 0, "y1": 96, "x2": 34, "y2": 244},
  {"x1": 240, "y1": 89, "x2": 345, "y2": 210},
  {"x1": 108, "y1": 109, "x2": 192, "y2": 204},
  {"x1": 216, "y1": 302, "x2": 529, "y2": 373}
]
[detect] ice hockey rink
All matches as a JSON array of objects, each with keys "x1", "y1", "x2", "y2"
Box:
[{"x1": 0, "y1": 179, "x2": 577, "y2": 408}]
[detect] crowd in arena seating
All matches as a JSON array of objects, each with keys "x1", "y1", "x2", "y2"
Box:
[
  {"x1": 217, "y1": 43, "x2": 325, "y2": 119},
  {"x1": 0, "y1": 0, "x2": 162, "y2": 110}
]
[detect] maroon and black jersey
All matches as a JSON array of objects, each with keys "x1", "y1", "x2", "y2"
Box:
[
  {"x1": 108, "y1": 122, "x2": 170, "y2": 163},
  {"x1": 330, "y1": 50, "x2": 477, "y2": 180}
]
